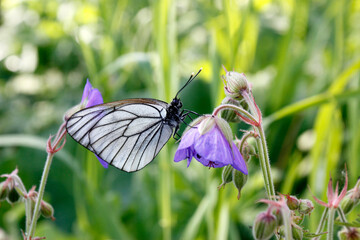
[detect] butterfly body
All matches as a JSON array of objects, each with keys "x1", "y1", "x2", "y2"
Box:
[{"x1": 66, "y1": 97, "x2": 184, "y2": 172}]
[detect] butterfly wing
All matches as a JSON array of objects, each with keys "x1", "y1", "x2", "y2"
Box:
[{"x1": 66, "y1": 99, "x2": 174, "y2": 172}]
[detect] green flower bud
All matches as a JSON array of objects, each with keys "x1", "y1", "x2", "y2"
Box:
[
  {"x1": 40, "y1": 200, "x2": 55, "y2": 220},
  {"x1": 0, "y1": 182, "x2": 10, "y2": 201},
  {"x1": 220, "y1": 97, "x2": 242, "y2": 123},
  {"x1": 6, "y1": 187, "x2": 20, "y2": 204},
  {"x1": 253, "y1": 211, "x2": 277, "y2": 240},
  {"x1": 218, "y1": 165, "x2": 234, "y2": 189},
  {"x1": 285, "y1": 195, "x2": 300, "y2": 210},
  {"x1": 223, "y1": 71, "x2": 250, "y2": 99},
  {"x1": 298, "y1": 199, "x2": 314, "y2": 215},
  {"x1": 340, "y1": 194, "x2": 359, "y2": 215},
  {"x1": 292, "y1": 226, "x2": 303, "y2": 240},
  {"x1": 233, "y1": 169, "x2": 248, "y2": 200},
  {"x1": 272, "y1": 209, "x2": 283, "y2": 226}
]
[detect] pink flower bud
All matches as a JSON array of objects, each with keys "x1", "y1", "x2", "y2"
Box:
[
  {"x1": 285, "y1": 195, "x2": 300, "y2": 210},
  {"x1": 253, "y1": 211, "x2": 277, "y2": 240}
]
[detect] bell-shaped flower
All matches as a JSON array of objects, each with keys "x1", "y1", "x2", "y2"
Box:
[{"x1": 174, "y1": 115, "x2": 248, "y2": 175}]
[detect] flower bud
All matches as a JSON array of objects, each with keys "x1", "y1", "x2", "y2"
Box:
[
  {"x1": 253, "y1": 211, "x2": 277, "y2": 240},
  {"x1": 0, "y1": 182, "x2": 10, "y2": 201},
  {"x1": 233, "y1": 169, "x2": 248, "y2": 200},
  {"x1": 272, "y1": 209, "x2": 283, "y2": 226},
  {"x1": 340, "y1": 194, "x2": 359, "y2": 215},
  {"x1": 298, "y1": 199, "x2": 314, "y2": 215},
  {"x1": 7, "y1": 187, "x2": 20, "y2": 204},
  {"x1": 338, "y1": 227, "x2": 360, "y2": 240},
  {"x1": 220, "y1": 97, "x2": 242, "y2": 123},
  {"x1": 223, "y1": 71, "x2": 250, "y2": 99},
  {"x1": 218, "y1": 165, "x2": 233, "y2": 189},
  {"x1": 285, "y1": 195, "x2": 300, "y2": 210},
  {"x1": 40, "y1": 200, "x2": 55, "y2": 220},
  {"x1": 292, "y1": 226, "x2": 303, "y2": 240}
]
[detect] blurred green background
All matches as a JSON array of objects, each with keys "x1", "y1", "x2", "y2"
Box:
[{"x1": 0, "y1": 0, "x2": 359, "y2": 239}]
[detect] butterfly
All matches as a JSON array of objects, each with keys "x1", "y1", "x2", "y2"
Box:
[{"x1": 66, "y1": 69, "x2": 202, "y2": 172}]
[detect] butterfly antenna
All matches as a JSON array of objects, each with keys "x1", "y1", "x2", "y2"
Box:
[{"x1": 175, "y1": 68, "x2": 202, "y2": 98}]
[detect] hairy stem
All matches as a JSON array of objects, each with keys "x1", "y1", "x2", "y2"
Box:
[
  {"x1": 27, "y1": 152, "x2": 54, "y2": 239},
  {"x1": 327, "y1": 208, "x2": 336, "y2": 240},
  {"x1": 314, "y1": 207, "x2": 329, "y2": 240}
]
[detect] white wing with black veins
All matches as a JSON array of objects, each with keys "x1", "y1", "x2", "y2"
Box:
[{"x1": 66, "y1": 99, "x2": 174, "y2": 172}]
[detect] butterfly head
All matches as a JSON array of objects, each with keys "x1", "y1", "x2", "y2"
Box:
[{"x1": 170, "y1": 97, "x2": 183, "y2": 110}]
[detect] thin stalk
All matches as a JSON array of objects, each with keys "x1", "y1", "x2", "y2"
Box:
[
  {"x1": 327, "y1": 208, "x2": 336, "y2": 240},
  {"x1": 314, "y1": 207, "x2": 329, "y2": 240},
  {"x1": 27, "y1": 152, "x2": 54, "y2": 238},
  {"x1": 11, "y1": 175, "x2": 32, "y2": 232},
  {"x1": 281, "y1": 208, "x2": 292, "y2": 240},
  {"x1": 27, "y1": 126, "x2": 66, "y2": 239},
  {"x1": 212, "y1": 104, "x2": 258, "y2": 124},
  {"x1": 242, "y1": 91, "x2": 276, "y2": 200},
  {"x1": 255, "y1": 136, "x2": 271, "y2": 198},
  {"x1": 257, "y1": 125, "x2": 276, "y2": 199},
  {"x1": 337, "y1": 206, "x2": 350, "y2": 231}
]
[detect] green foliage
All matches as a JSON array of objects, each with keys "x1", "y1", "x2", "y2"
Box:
[{"x1": 1, "y1": 0, "x2": 360, "y2": 239}]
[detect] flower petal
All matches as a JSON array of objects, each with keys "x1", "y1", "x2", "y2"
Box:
[
  {"x1": 230, "y1": 142, "x2": 248, "y2": 174},
  {"x1": 95, "y1": 154, "x2": 109, "y2": 168},
  {"x1": 194, "y1": 126, "x2": 232, "y2": 165},
  {"x1": 177, "y1": 128, "x2": 199, "y2": 150},
  {"x1": 81, "y1": 79, "x2": 92, "y2": 103},
  {"x1": 86, "y1": 89, "x2": 103, "y2": 108}
]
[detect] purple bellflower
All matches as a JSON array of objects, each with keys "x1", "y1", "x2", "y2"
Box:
[
  {"x1": 174, "y1": 115, "x2": 248, "y2": 175},
  {"x1": 80, "y1": 80, "x2": 108, "y2": 168}
]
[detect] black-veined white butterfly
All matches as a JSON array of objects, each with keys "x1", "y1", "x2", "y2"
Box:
[{"x1": 66, "y1": 69, "x2": 201, "y2": 172}]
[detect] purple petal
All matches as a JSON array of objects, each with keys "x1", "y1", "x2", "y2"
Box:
[
  {"x1": 81, "y1": 79, "x2": 92, "y2": 103},
  {"x1": 230, "y1": 142, "x2": 248, "y2": 174},
  {"x1": 96, "y1": 154, "x2": 109, "y2": 168},
  {"x1": 86, "y1": 89, "x2": 103, "y2": 108},
  {"x1": 194, "y1": 127, "x2": 232, "y2": 165},
  {"x1": 174, "y1": 148, "x2": 194, "y2": 167},
  {"x1": 176, "y1": 128, "x2": 199, "y2": 150},
  {"x1": 174, "y1": 128, "x2": 199, "y2": 165}
]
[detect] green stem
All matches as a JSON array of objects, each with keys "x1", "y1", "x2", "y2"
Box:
[
  {"x1": 337, "y1": 206, "x2": 350, "y2": 231},
  {"x1": 27, "y1": 152, "x2": 54, "y2": 239},
  {"x1": 257, "y1": 126, "x2": 276, "y2": 199},
  {"x1": 11, "y1": 175, "x2": 32, "y2": 232},
  {"x1": 255, "y1": 136, "x2": 271, "y2": 198},
  {"x1": 281, "y1": 207, "x2": 292, "y2": 240},
  {"x1": 27, "y1": 125, "x2": 66, "y2": 239},
  {"x1": 327, "y1": 208, "x2": 336, "y2": 240},
  {"x1": 242, "y1": 91, "x2": 276, "y2": 200},
  {"x1": 314, "y1": 207, "x2": 329, "y2": 240}
]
